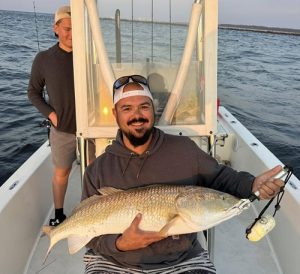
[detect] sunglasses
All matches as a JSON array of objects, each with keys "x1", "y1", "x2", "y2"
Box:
[{"x1": 113, "y1": 75, "x2": 148, "y2": 90}]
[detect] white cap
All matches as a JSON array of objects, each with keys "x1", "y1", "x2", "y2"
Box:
[
  {"x1": 54, "y1": 6, "x2": 71, "y2": 24},
  {"x1": 113, "y1": 83, "x2": 153, "y2": 105}
]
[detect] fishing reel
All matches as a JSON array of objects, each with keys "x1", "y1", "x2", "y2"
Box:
[
  {"x1": 39, "y1": 119, "x2": 52, "y2": 129},
  {"x1": 245, "y1": 166, "x2": 293, "y2": 242}
]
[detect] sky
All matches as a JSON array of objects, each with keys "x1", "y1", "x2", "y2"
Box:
[{"x1": 0, "y1": 0, "x2": 299, "y2": 29}]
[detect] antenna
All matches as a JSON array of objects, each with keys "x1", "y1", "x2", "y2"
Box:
[{"x1": 33, "y1": 0, "x2": 40, "y2": 51}]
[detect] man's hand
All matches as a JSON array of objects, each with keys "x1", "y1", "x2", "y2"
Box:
[
  {"x1": 48, "y1": 111, "x2": 58, "y2": 127},
  {"x1": 115, "y1": 213, "x2": 166, "y2": 251},
  {"x1": 252, "y1": 165, "x2": 285, "y2": 200}
]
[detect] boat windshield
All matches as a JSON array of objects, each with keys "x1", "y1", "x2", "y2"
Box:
[{"x1": 72, "y1": 0, "x2": 217, "y2": 138}]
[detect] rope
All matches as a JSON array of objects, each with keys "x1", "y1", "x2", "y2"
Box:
[{"x1": 246, "y1": 166, "x2": 294, "y2": 235}]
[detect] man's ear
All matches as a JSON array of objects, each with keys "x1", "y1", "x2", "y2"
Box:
[
  {"x1": 112, "y1": 107, "x2": 116, "y2": 118},
  {"x1": 53, "y1": 23, "x2": 59, "y2": 37}
]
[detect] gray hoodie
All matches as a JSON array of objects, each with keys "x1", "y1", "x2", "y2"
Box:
[{"x1": 82, "y1": 127, "x2": 254, "y2": 269}]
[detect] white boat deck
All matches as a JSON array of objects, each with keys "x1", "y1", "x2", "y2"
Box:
[
  {"x1": 27, "y1": 164, "x2": 85, "y2": 274},
  {"x1": 214, "y1": 209, "x2": 280, "y2": 274},
  {"x1": 27, "y1": 164, "x2": 281, "y2": 274}
]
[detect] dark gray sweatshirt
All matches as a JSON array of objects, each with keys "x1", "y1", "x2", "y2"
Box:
[
  {"x1": 82, "y1": 127, "x2": 255, "y2": 269},
  {"x1": 28, "y1": 43, "x2": 76, "y2": 134}
]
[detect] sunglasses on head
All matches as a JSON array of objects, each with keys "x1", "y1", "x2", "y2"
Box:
[{"x1": 113, "y1": 75, "x2": 148, "y2": 90}]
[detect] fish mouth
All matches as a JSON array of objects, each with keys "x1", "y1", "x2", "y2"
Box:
[
  {"x1": 226, "y1": 199, "x2": 251, "y2": 214},
  {"x1": 198, "y1": 208, "x2": 242, "y2": 230},
  {"x1": 183, "y1": 205, "x2": 245, "y2": 232},
  {"x1": 213, "y1": 207, "x2": 243, "y2": 226}
]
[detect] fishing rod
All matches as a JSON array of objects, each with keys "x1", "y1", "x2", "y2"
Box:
[
  {"x1": 32, "y1": 1, "x2": 51, "y2": 138},
  {"x1": 229, "y1": 165, "x2": 293, "y2": 241},
  {"x1": 246, "y1": 166, "x2": 293, "y2": 241},
  {"x1": 33, "y1": 0, "x2": 40, "y2": 52}
]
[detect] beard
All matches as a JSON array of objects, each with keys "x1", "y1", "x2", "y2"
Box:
[
  {"x1": 123, "y1": 127, "x2": 153, "y2": 147},
  {"x1": 122, "y1": 117, "x2": 154, "y2": 147}
]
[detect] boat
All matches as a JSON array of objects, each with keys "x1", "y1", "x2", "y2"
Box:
[{"x1": 0, "y1": 0, "x2": 299, "y2": 273}]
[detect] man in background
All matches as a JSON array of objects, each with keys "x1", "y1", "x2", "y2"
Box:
[{"x1": 28, "y1": 6, "x2": 77, "y2": 226}]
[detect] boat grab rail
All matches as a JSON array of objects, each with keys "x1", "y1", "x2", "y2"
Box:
[
  {"x1": 158, "y1": 1, "x2": 203, "y2": 125},
  {"x1": 85, "y1": 0, "x2": 115, "y2": 94}
]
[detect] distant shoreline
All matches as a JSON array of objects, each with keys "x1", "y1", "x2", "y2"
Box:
[
  {"x1": 102, "y1": 17, "x2": 300, "y2": 36},
  {"x1": 1, "y1": 9, "x2": 300, "y2": 36},
  {"x1": 102, "y1": 18, "x2": 300, "y2": 35},
  {"x1": 219, "y1": 24, "x2": 300, "y2": 36}
]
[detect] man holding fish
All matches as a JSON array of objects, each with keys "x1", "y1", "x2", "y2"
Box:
[{"x1": 77, "y1": 75, "x2": 284, "y2": 273}]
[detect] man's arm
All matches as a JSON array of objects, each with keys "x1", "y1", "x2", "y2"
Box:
[
  {"x1": 195, "y1": 145, "x2": 255, "y2": 198},
  {"x1": 115, "y1": 213, "x2": 166, "y2": 251},
  {"x1": 193, "y1": 140, "x2": 283, "y2": 199},
  {"x1": 27, "y1": 53, "x2": 54, "y2": 118}
]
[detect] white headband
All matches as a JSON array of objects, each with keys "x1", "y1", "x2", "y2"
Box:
[{"x1": 113, "y1": 83, "x2": 153, "y2": 105}]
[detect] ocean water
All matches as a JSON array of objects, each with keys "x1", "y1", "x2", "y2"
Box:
[{"x1": 0, "y1": 10, "x2": 299, "y2": 185}]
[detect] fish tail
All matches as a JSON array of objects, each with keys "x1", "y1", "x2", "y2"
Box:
[{"x1": 41, "y1": 225, "x2": 55, "y2": 264}]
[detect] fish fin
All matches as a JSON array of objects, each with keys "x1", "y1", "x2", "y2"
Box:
[
  {"x1": 159, "y1": 215, "x2": 200, "y2": 236},
  {"x1": 98, "y1": 187, "x2": 123, "y2": 196},
  {"x1": 72, "y1": 195, "x2": 101, "y2": 214},
  {"x1": 67, "y1": 235, "x2": 93, "y2": 254},
  {"x1": 158, "y1": 215, "x2": 184, "y2": 237}
]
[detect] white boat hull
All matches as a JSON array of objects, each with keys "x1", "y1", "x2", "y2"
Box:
[{"x1": 0, "y1": 142, "x2": 52, "y2": 274}]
